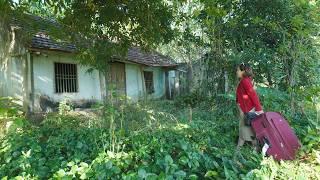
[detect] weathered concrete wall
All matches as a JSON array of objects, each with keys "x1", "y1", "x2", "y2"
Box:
[
  {"x1": 0, "y1": 20, "x2": 28, "y2": 108},
  {"x1": 125, "y1": 63, "x2": 143, "y2": 101},
  {"x1": 125, "y1": 63, "x2": 165, "y2": 101},
  {"x1": 144, "y1": 66, "x2": 165, "y2": 99},
  {"x1": 1, "y1": 19, "x2": 170, "y2": 112},
  {"x1": 32, "y1": 51, "x2": 102, "y2": 112}
]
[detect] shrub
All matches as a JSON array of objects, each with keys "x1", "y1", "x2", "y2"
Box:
[{"x1": 0, "y1": 88, "x2": 319, "y2": 179}]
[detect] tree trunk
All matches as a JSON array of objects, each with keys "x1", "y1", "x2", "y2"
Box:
[
  {"x1": 99, "y1": 71, "x2": 107, "y2": 103},
  {"x1": 186, "y1": 63, "x2": 193, "y2": 93},
  {"x1": 289, "y1": 63, "x2": 296, "y2": 115},
  {"x1": 267, "y1": 71, "x2": 273, "y2": 87},
  {"x1": 224, "y1": 70, "x2": 229, "y2": 93},
  {"x1": 188, "y1": 104, "x2": 192, "y2": 122}
]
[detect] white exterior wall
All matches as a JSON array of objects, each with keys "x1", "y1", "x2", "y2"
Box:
[
  {"x1": 0, "y1": 56, "x2": 26, "y2": 106},
  {"x1": 0, "y1": 24, "x2": 29, "y2": 108},
  {"x1": 1, "y1": 22, "x2": 171, "y2": 113},
  {"x1": 125, "y1": 63, "x2": 143, "y2": 101},
  {"x1": 125, "y1": 63, "x2": 165, "y2": 101},
  {"x1": 32, "y1": 52, "x2": 102, "y2": 110}
]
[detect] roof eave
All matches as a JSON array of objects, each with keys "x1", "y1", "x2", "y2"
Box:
[
  {"x1": 28, "y1": 47, "x2": 177, "y2": 68},
  {"x1": 28, "y1": 47, "x2": 76, "y2": 54}
]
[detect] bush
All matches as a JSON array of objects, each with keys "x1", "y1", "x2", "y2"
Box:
[
  {"x1": 0, "y1": 97, "x2": 24, "y2": 138},
  {"x1": 0, "y1": 88, "x2": 319, "y2": 179},
  {"x1": 174, "y1": 90, "x2": 208, "y2": 108}
]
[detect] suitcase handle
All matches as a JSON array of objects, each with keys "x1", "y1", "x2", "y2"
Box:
[
  {"x1": 262, "y1": 121, "x2": 267, "y2": 128},
  {"x1": 263, "y1": 137, "x2": 271, "y2": 148}
]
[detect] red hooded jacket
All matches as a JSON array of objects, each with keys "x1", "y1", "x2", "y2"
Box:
[{"x1": 236, "y1": 77, "x2": 262, "y2": 113}]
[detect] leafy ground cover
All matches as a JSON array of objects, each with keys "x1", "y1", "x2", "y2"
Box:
[{"x1": 0, "y1": 89, "x2": 319, "y2": 179}]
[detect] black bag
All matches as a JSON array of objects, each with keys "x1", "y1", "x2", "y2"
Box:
[{"x1": 244, "y1": 112, "x2": 258, "y2": 126}]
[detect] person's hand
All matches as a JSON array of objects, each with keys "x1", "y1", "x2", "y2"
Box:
[{"x1": 256, "y1": 110, "x2": 264, "y2": 115}]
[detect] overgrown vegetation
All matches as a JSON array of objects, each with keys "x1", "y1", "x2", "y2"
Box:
[
  {"x1": 0, "y1": 97, "x2": 24, "y2": 139},
  {"x1": 0, "y1": 88, "x2": 319, "y2": 179},
  {"x1": 0, "y1": 0, "x2": 320, "y2": 179}
]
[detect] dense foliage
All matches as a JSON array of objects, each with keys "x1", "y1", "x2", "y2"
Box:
[
  {"x1": 0, "y1": 0, "x2": 319, "y2": 179},
  {"x1": 0, "y1": 90, "x2": 319, "y2": 179},
  {"x1": 160, "y1": 0, "x2": 320, "y2": 97},
  {"x1": 1, "y1": 0, "x2": 176, "y2": 71}
]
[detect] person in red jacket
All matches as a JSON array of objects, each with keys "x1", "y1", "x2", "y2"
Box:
[{"x1": 236, "y1": 63, "x2": 264, "y2": 149}]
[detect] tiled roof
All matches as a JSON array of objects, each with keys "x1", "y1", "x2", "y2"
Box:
[
  {"x1": 11, "y1": 14, "x2": 76, "y2": 52},
  {"x1": 11, "y1": 14, "x2": 176, "y2": 67},
  {"x1": 127, "y1": 47, "x2": 176, "y2": 67},
  {"x1": 31, "y1": 32, "x2": 77, "y2": 52}
]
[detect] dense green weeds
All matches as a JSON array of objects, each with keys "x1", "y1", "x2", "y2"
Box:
[{"x1": 0, "y1": 91, "x2": 319, "y2": 179}]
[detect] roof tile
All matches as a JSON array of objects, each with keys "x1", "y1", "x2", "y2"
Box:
[{"x1": 12, "y1": 14, "x2": 176, "y2": 67}]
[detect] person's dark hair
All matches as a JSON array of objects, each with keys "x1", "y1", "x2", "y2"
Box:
[{"x1": 238, "y1": 62, "x2": 253, "y2": 77}]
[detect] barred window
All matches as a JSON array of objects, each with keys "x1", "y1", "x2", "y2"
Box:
[
  {"x1": 54, "y1": 63, "x2": 78, "y2": 93},
  {"x1": 144, "y1": 71, "x2": 154, "y2": 94}
]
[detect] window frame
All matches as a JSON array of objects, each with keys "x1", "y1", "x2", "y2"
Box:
[{"x1": 54, "y1": 62, "x2": 79, "y2": 94}]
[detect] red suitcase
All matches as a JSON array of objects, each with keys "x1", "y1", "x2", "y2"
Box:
[{"x1": 251, "y1": 112, "x2": 301, "y2": 161}]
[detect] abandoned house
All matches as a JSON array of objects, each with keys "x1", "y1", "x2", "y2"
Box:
[{"x1": 0, "y1": 14, "x2": 177, "y2": 113}]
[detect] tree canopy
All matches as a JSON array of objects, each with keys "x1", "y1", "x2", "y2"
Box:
[
  {"x1": 0, "y1": 0, "x2": 320, "y2": 179},
  {"x1": 1, "y1": 0, "x2": 176, "y2": 71},
  {"x1": 1, "y1": 0, "x2": 319, "y2": 94}
]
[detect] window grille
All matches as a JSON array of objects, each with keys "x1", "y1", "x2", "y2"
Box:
[{"x1": 54, "y1": 63, "x2": 78, "y2": 93}]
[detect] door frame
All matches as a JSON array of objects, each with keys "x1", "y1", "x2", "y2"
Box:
[{"x1": 108, "y1": 62, "x2": 127, "y2": 98}]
